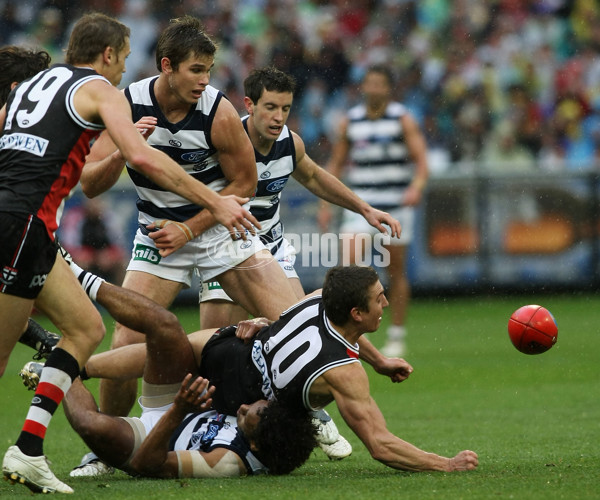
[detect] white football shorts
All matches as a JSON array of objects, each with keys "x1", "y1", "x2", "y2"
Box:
[
  {"x1": 199, "y1": 236, "x2": 298, "y2": 303},
  {"x1": 126, "y1": 216, "x2": 266, "y2": 287}
]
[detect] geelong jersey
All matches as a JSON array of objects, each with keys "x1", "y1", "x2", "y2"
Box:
[
  {"x1": 169, "y1": 410, "x2": 267, "y2": 475},
  {"x1": 345, "y1": 101, "x2": 412, "y2": 210},
  {"x1": 0, "y1": 65, "x2": 107, "y2": 239},
  {"x1": 200, "y1": 296, "x2": 360, "y2": 413},
  {"x1": 243, "y1": 116, "x2": 297, "y2": 254},
  {"x1": 124, "y1": 77, "x2": 226, "y2": 223}
]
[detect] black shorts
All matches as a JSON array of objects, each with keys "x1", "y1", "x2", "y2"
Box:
[
  {"x1": 0, "y1": 212, "x2": 57, "y2": 299},
  {"x1": 200, "y1": 325, "x2": 264, "y2": 415}
]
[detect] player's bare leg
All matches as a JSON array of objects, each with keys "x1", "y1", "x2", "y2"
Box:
[
  {"x1": 381, "y1": 244, "x2": 409, "y2": 357},
  {"x1": 200, "y1": 275, "x2": 305, "y2": 330},
  {"x1": 217, "y1": 250, "x2": 298, "y2": 319},
  {"x1": 99, "y1": 270, "x2": 183, "y2": 417},
  {"x1": 0, "y1": 296, "x2": 35, "y2": 377}
]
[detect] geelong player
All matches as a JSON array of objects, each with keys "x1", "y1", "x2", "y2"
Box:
[
  {"x1": 320, "y1": 65, "x2": 429, "y2": 358},
  {"x1": 77, "y1": 17, "x2": 302, "y2": 430}
]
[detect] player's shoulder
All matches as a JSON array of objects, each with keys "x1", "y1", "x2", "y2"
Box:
[
  {"x1": 347, "y1": 104, "x2": 367, "y2": 120},
  {"x1": 387, "y1": 101, "x2": 407, "y2": 117}
]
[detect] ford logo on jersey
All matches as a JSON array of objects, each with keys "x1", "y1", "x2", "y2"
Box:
[
  {"x1": 266, "y1": 178, "x2": 288, "y2": 192},
  {"x1": 182, "y1": 150, "x2": 210, "y2": 163}
]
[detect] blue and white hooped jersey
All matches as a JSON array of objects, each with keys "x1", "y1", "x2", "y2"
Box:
[
  {"x1": 124, "y1": 77, "x2": 227, "y2": 223},
  {"x1": 169, "y1": 410, "x2": 267, "y2": 475},
  {"x1": 243, "y1": 116, "x2": 297, "y2": 254},
  {"x1": 345, "y1": 101, "x2": 412, "y2": 211}
]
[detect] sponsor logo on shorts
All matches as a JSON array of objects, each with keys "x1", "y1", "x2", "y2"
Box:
[
  {"x1": 266, "y1": 179, "x2": 288, "y2": 192},
  {"x1": 0, "y1": 266, "x2": 18, "y2": 285},
  {"x1": 29, "y1": 274, "x2": 48, "y2": 288},
  {"x1": 239, "y1": 240, "x2": 252, "y2": 250},
  {"x1": 207, "y1": 282, "x2": 223, "y2": 290},
  {"x1": 133, "y1": 244, "x2": 161, "y2": 264}
]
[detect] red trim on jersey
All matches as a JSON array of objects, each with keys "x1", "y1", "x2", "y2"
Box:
[
  {"x1": 346, "y1": 348, "x2": 359, "y2": 359},
  {"x1": 37, "y1": 381, "x2": 65, "y2": 404},
  {"x1": 36, "y1": 129, "x2": 99, "y2": 240},
  {"x1": 22, "y1": 419, "x2": 48, "y2": 439}
]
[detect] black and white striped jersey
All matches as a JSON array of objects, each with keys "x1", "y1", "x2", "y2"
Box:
[
  {"x1": 345, "y1": 101, "x2": 412, "y2": 210},
  {"x1": 124, "y1": 77, "x2": 226, "y2": 223},
  {"x1": 243, "y1": 116, "x2": 297, "y2": 253},
  {"x1": 169, "y1": 410, "x2": 267, "y2": 475}
]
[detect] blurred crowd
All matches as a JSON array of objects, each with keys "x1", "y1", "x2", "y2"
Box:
[{"x1": 2, "y1": 0, "x2": 600, "y2": 173}]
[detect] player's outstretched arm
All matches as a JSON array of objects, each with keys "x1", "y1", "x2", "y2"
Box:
[
  {"x1": 147, "y1": 97, "x2": 259, "y2": 256},
  {"x1": 78, "y1": 80, "x2": 257, "y2": 238},
  {"x1": 291, "y1": 132, "x2": 400, "y2": 238},
  {"x1": 129, "y1": 375, "x2": 217, "y2": 478},
  {"x1": 325, "y1": 363, "x2": 478, "y2": 472},
  {"x1": 357, "y1": 336, "x2": 412, "y2": 383}
]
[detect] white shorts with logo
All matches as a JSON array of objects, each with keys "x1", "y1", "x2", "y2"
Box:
[
  {"x1": 127, "y1": 217, "x2": 266, "y2": 287},
  {"x1": 199, "y1": 236, "x2": 298, "y2": 303},
  {"x1": 339, "y1": 206, "x2": 415, "y2": 246}
]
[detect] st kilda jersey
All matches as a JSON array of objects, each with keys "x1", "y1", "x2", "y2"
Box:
[
  {"x1": 0, "y1": 65, "x2": 107, "y2": 239},
  {"x1": 200, "y1": 295, "x2": 360, "y2": 414},
  {"x1": 253, "y1": 295, "x2": 361, "y2": 410}
]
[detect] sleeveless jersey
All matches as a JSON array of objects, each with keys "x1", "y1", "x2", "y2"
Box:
[
  {"x1": 243, "y1": 116, "x2": 297, "y2": 254},
  {"x1": 200, "y1": 296, "x2": 360, "y2": 413},
  {"x1": 124, "y1": 77, "x2": 226, "y2": 223},
  {"x1": 0, "y1": 65, "x2": 107, "y2": 239},
  {"x1": 169, "y1": 410, "x2": 267, "y2": 475},
  {"x1": 345, "y1": 101, "x2": 412, "y2": 210}
]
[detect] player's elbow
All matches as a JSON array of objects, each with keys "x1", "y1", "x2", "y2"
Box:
[{"x1": 126, "y1": 151, "x2": 154, "y2": 174}]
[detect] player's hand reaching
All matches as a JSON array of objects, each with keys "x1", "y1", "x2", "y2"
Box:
[
  {"x1": 374, "y1": 356, "x2": 413, "y2": 383},
  {"x1": 447, "y1": 450, "x2": 478, "y2": 471},
  {"x1": 173, "y1": 374, "x2": 215, "y2": 414},
  {"x1": 134, "y1": 116, "x2": 157, "y2": 140},
  {"x1": 362, "y1": 206, "x2": 402, "y2": 239},
  {"x1": 210, "y1": 195, "x2": 261, "y2": 241},
  {"x1": 236, "y1": 317, "x2": 272, "y2": 342}
]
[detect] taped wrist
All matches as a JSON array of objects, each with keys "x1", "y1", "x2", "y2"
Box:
[{"x1": 155, "y1": 219, "x2": 194, "y2": 241}]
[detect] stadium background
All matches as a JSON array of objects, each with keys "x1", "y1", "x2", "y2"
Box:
[{"x1": 3, "y1": 0, "x2": 600, "y2": 296}]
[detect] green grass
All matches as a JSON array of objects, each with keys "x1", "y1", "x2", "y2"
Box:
[{"x1": 1, "y1": 294, "x2": 598, "y2": 499}]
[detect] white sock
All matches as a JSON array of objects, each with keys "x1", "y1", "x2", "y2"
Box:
[
  {"x1": 387, "y1": 325, "x2": 406, "y2": 342},
  {"x1": 68, "y1": 259, "x2": 85, "y2": 279}
]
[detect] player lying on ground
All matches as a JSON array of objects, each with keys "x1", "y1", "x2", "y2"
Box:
[
  {"x1": 23, "y1": 279, "x2": 316, "y2": 477},
  {"x1": 25, "y1": 264, "x2": 478, "y2": 473}
]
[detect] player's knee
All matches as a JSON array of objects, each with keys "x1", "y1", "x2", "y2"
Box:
[
  {"x1": 150, "y1": 308, "x2": 182, "y2": 340},
  {"x1": 110, "y1": 323, "x2": 143, "y2": 349},
  {"x1": 88, "y1": 316, "x2": 106, "y2": 348}
]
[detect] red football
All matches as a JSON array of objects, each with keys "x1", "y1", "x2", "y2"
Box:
[{"x1": 508, "y1": 305, "x2": 558, "y2": 355}]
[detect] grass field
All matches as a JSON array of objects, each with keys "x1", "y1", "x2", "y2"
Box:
[{"x1": 1, "y1": 293, "x2": 598, "y2": 499}]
